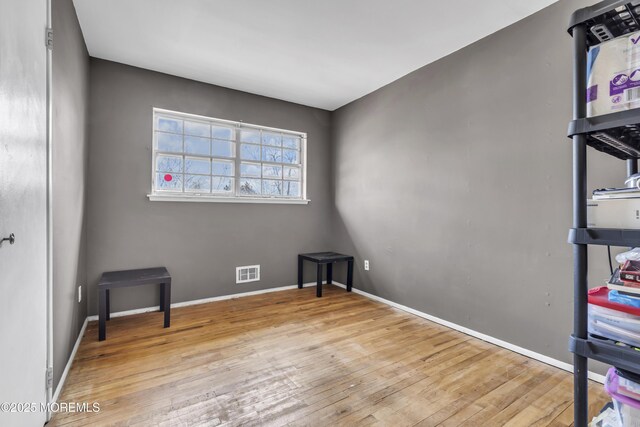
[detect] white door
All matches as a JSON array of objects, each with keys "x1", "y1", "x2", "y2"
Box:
[{"x1": 0, "y1": 0, "x2": 50, "y2": 425}]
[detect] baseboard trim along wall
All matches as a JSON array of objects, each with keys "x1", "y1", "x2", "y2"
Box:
[
  {"x1": 57, "y1": 281, "x2": 604, "y2": 402},
  {"x1": 52, "y1": 317, "x2": 89, "y2": 404}
]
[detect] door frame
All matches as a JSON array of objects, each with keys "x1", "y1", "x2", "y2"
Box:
[{"x1": 46, "y1": 0, "x2": 54, "y2": 419}]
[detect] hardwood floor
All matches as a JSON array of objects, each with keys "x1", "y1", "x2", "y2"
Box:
[{"x1": 50, "y1": 285, "x2": 608, "y2": 426}]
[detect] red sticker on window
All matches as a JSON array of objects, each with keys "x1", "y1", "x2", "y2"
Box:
[{"x1": 164, "y1": 174, "x2": 173, "y2": 182}]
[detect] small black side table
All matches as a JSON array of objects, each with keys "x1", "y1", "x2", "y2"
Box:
[
  {"x1": 298, "y1": 252, "x2": 354, "y2": 297},
  {"x1": 98, "y1": 266, "x2": 171, "y2": 341}
]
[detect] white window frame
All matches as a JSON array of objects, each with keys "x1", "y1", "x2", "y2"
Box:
[{"x1": 148, "y1": 108, "x2": 309, "y2": 204}]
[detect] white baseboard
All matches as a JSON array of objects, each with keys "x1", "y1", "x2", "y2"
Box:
[
  {"x1": 329, "y1": 282, "x2": 606, "y2": 384},
  {"x1": 52, "y1": 316, "x2": 88, "y2": 404}
]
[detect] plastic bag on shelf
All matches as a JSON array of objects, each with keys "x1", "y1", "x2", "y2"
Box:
[
  {"x1": 616, "y1": 248, "x2": 640, "y2": 265},
  {"x1": 588, "y1": 404, "x2": 620, "y2": 427}
]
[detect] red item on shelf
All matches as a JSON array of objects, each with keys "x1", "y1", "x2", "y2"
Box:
[
  {"x1": 588, "y1": 286, "x2": 640, "y2": 316},
  {"x1": 621, "y1": 260, "x2": 640, "y2": 285}
]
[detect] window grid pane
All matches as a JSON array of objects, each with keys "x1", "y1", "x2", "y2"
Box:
[
  {"x1": 235, "y1": 127, "x2": 303, "y2": 198},
  {"x1": 153, "y1": 111, "x2": 304, "y2": 199}
]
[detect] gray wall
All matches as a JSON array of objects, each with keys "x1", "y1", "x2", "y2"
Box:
[
  {"x1": 52, "y1": 0, "x2": 89, "y2": 389},
  {"x1": 331, "y1": 0, "x2": 623, "y2": 371},
  {"x1": 86, "y1": 59, "x2": 332, "y2": 315}
]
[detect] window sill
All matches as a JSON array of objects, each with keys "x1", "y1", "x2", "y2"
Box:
[{"x1": 147, "y1": 194, "x2": 310, "y2": 204}]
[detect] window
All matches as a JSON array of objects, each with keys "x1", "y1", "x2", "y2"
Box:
[{"x1": 150, "y1": 108, "x2": 307, "y2": 203}]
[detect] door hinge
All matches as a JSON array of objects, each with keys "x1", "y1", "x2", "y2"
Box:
[
  {"x1": 46, "y1": 367, "x2": 53, "y2": 389},
  {"x1": 46, "y1": 28, "x2": 53, "y2": 50}
]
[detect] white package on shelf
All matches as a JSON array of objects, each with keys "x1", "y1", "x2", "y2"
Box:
[
  {"x1": 587, "y1": 30, "x2": 640, "y2": 117},
  {"x1": 587, "y1": 198, "x2": 640, "y2": 229}
]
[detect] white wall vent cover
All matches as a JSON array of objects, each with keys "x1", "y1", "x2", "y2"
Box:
[{"x1": 236, "y1": 265, "x2": 260, "y2": 284}]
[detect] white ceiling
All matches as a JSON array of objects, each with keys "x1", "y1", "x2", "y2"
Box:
[{"x1": 73, "y1": 0, "x2": 558, "y2": 111}]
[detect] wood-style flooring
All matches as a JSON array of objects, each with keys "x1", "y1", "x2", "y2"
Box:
[{"x1": 49, "y1": 285, "x2": 608, "y2": 426}]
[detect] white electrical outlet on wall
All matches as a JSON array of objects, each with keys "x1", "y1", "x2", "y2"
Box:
[
  {"x1": 78, "y1": 285, "x2": 82, "y2": 303},
  {"x1": 364, "y1": 260, "x2": 370, "y2": 271}
]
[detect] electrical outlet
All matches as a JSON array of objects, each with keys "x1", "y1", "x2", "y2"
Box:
[
  {"x1": 364, "y1": 260, "x2": 370, "y2": 271},
  {"x1": 78, "y1": 285, "x2": 82, "y2": 303}
]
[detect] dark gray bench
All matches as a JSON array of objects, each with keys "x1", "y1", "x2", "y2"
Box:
[
  {"x1": 298, "y1": 252, "x2": 353, "y2": 297},
  {"x1": 98, "y1": 267, "x2": 171, "y2": 341}
]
